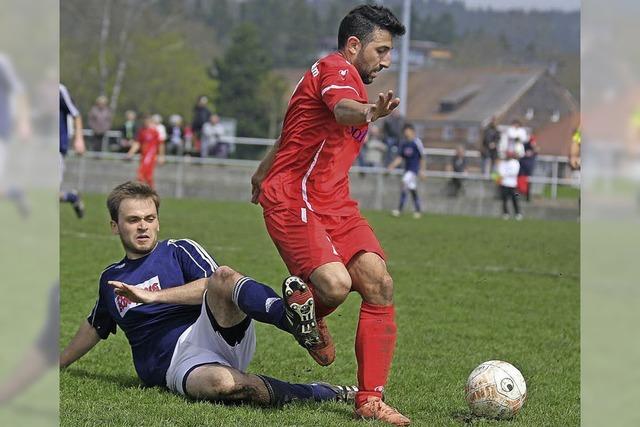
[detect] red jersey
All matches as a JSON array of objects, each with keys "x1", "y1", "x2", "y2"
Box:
[
  {"x1": 136, "y1": 127, "x2": 161, "y2": 158},
  {"x1": 259, "y1": 52, "x2": 369, "y2": 216}
]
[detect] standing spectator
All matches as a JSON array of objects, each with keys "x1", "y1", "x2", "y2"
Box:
[
  {"x1": 166, "y1": 114, "x2": 184, "y2": 156},
  {"x1": 191, "y1": 95, "x2": 211, "y2": 149},
  {"x1": 126, "y1": 115, "x2": 165, "y2": 189},
  {"x1": 517, "y1": 135, "x2": 538, "y2": 202},
  {"x1": 387, "y1": 123, "x2": 427, "y2": 219},
  {"x1": 152, "y1": 114, "x2": 167, "y2": 145},
  {"x1": 500, "y1": 119, "x2": 526, "y2": 159},
  {"x1": 448, "y1": 145, "x2": 467, "y2": 197},
  {"x1": 381, "y1": 109, "x2": 404, "y2": 166},
  {"x1": 120, "y1": 110, "x2": 138, "y2": 153},
  {"x1": 481, "y1": 117, "x2": 500, "y2": 174},
  {"x1": 364, "y1": 125, "x2": 386, "y2": 167},
  {"x1": 87, "y1": 95, "x2": 113, "y2": 151},
  {"x1": 183, "y1": 126, "x2": 194, "y2": 155},
  {"x1": 201, "y1": 114, "x2": 225, "y2": 158},
  {"x1": 497, "y1": 151, "x2": 522, "y2": 220}
]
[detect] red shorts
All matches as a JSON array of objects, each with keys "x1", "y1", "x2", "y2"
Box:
[
  {"x1": 517, "y1": 175, "x2": 529, "y2": 194},
  {"x1": 263, "y1": 208, "x2": 385, "y2": 282}
]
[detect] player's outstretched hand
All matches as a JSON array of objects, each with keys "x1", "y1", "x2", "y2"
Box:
[
  {"x1": 369, "y1": 90, "x2": 400, "y2": 122},
  {"x1": 108, "y1": 281, "x2": 156, "y2": 304}
]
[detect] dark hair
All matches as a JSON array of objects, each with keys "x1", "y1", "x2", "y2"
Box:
[
  {"x1": 107, "y1": 181, "x2": 160, "y2": 221},
  {"x1": 403, "y1": 123, "x2": 415, "y2": 131},
  {"x1": 338, "y1": 5, "x2": 405, "y2": 49}
]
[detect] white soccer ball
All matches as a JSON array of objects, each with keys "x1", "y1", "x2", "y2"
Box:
[{"x1": 465, "y1": 360, "x2": 527, "y2": 419}]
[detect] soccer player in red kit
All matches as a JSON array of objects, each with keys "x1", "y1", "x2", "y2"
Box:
[
  {"x1": 127, "y1": 115, "x2": 165, "y2": 188},
  {"x1": 251, "y1": 5, "x2": 409, "y2": 425}
]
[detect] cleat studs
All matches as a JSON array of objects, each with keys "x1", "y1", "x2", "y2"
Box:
[
  {"x1": 309, "y1": 300, "x2": 313, "y2": 305},
  {"x1": 286, "y1": 290, "x2": 293, "y2": 296}
]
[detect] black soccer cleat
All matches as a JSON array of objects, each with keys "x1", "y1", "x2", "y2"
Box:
[
  {"x1": 71, "y1": 191, "x2": 85, "y2": 219},
  {"x1": 282, "y1": 276, "x2": 320, "y2": 349}
]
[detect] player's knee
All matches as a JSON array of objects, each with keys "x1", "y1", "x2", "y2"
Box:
[
  {"x1": 207, "y1": 374, "x2": 242, "y2": 400},
  {"x1": 208, "y1": 266, "x2": 237, "y2": 297},
  {"x1": 317, "y1": 272, "x2": 351, "y2": 307},
  {"x1": 359, "y1": 273, "x2": 394, "y2": 304}
]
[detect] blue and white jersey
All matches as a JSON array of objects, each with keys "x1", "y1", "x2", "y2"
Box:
[
  {"x1": 399, "y1": 137, "x2": 425, "y2": 174},
  {"x1": 87, "y1": 239, "x2": 218, "y2": 387},
  {"x1": 59, "y1": 83, "x2": 80, "y2": 155},
  {"x1": 0, "y1": 53, "x2": 23, "y2": 140}
]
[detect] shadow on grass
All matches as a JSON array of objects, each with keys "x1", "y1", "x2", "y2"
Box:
[
  {"x1": 452, "y1": 410, "x2": 475, "y2": 424},
  {"x1": 63, "y1": 368, "x2": 142, "y2": 389}
]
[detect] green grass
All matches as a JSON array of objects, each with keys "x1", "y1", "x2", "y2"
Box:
[
  {"x1": 60, "y1": 194, "x2": 579, "y2": 426},
  {"x1": 542, "y1": 185, "x2": 580, "y2": 200}
]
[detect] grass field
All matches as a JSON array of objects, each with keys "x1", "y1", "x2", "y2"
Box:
[{"x1": 60, "y1": 194, "x2": 579, "y2": 426}]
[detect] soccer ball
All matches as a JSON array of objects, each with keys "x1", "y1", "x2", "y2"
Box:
[{"x1": 465, "y1": 360, "x2": 527, "y2": 419}]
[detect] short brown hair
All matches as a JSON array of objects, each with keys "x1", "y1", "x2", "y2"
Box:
[{"x1": 107, "y1": 181, "x2": 160, "y2": 221}]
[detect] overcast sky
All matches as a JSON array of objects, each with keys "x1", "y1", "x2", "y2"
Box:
[{"x1": 454, "y1": 0, "x2": 580, "y2": 11}]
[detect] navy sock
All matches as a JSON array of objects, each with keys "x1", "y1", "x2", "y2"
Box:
[
  {"x1": 410, "y1": 189, "x2": 421, "y2": 212},
  {"x1": 62, "y1": 191, "x2": 78, "y2": 204},
  {"x1": 258, "y1": 375, "x2": 337, "y2": 406},
  {"x1": 232, "y1": 277, "x2": 289, "y2": 332},
  {"x1": 398, "y1": 191, "x2": 407, "y2": 211}
]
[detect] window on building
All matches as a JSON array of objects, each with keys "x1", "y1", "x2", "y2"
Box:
[
  {"x1": 525, "y1": 108, "x2": 534, "y2": 120},
  {"x1": 551, "y1": 110, "x2": 560, "y2": 122},
  {"x1": 467, "y1": 126, "x2": 479, "y2": 144}
]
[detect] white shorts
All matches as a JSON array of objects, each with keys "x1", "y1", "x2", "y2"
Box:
[
  {"x1": 165, "y1": 294, "x2": 256, "y2": 396},
  {"x1": 402, "y1": 171, "x2": 418, "y2": 190}
]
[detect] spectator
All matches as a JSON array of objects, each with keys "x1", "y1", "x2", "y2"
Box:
[
  {"x1": 381, "y1": 109, "x2": 404, "y2": 166},
  {"x1": 191, "y1": 95, "x2": 211, "y2": 146},
  {"x1": 448, "y1": 145, "x2": 467, "y2": 197},
  {"x1": 497, "y1": 150, "x2": 522, "y2": 220},
  {"x1": 87, "y1": 95, "x2": 113, "y2": 151},
  {"x1": 166, "y1": 114, "x2": 184, "y2": 156},
  {"x1": 500, "y1": 119, "x2": 526, "y2": 159},
  {"x1": 201, "y1": 114, "x2": 226, "y2": 158},
  {"x1": 120, "y1": 110, "x2": 138, "y2": 153},
  {"x1": 517, "y1": 135, "x2": 538, "y2": 202},
  {"x1": 481, "y1": 117, "x2": 500, "y2": 174},
  {"x1": 387, "y1": 123, "x2": 426, "y2": 219},
  {"x1": 152, "y1": 114, "x2": 167, "y2": 145},
  {"x1": 183, "y1": 126, "x2": 194, "y2": 155},
  {"x1": 364, "y1": 125, "x2": 386, "y2": 167}
]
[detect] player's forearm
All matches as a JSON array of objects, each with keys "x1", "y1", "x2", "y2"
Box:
[
  {"x1": 150, "y1": 278, "x2": 207, "y2": 305},
  {"x1": 387, "y1": 157, "x2": 402, "y2": 170},
  {"x1": 59, "y1": 320, "x2": 101, "y2": 369},
  {"x1": 255, "y1": 138, "x2": 280, "y2": 178},
  {"x1": 333, "y1": 99, "x2": 371, "y2": 126}
]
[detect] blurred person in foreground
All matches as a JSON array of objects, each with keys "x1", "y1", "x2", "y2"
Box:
[
  {"x1": 0, "y1": 52, "x2": 30, "y2": 217},
  {"x1": 250, "y1": 5, "x2": 410, "y2": 425},
  {"x1": 59, "y1": 181, "x2": 356, "y2": 410},
  {"x1": 497, "y1": 150, "x2": 522, "y2": 220},
  {"x1": 126, "y1": 114, "x2": 165, "y2": 189},
  {"x1": 387, "y1": 123, "x2": 427, "y2": 219},
  {"x1": 59, "y1": 83, "x2": 86, "y2": 218},
  {"x1": 87, "y1": 95, "x2": 112, "y2": 151}
]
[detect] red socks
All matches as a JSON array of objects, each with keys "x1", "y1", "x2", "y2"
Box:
[{"x1": 355, "y1": 302, "x2": 397, "y2": 407}]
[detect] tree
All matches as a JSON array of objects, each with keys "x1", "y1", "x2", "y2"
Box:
[{"x1": 215, "y1": 23, "x2": 273, "y2": 140}]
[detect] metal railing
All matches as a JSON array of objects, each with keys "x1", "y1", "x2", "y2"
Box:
[{"x1": 76, "y1": 129, "x2": 579, "y2": 199}]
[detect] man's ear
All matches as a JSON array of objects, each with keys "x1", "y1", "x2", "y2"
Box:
[
  {"x1": 110, "y1": 220, "x2": 119, "y2": 235},
  {"x1": 347, "y1": 35, "x2": 361, "y2": 56}
]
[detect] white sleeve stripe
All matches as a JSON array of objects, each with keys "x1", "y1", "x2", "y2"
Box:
[
  {"x1": 181, "y1": 239, "x2": 219, "y2": 270},
  {"x1": 177, "y1": 246, "x2": 208, "y2": 276},
  {"x1": 321, "y1": 84, "x2": 359, "y2": 97},
  {"x1": 184, "y1": 239, "x2": 218, "y2": 270},
  {"x1": 59, "y1": 84, "x2": 80, "y2": 117}
]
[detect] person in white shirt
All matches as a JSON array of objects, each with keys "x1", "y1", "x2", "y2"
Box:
[
  {"x1": 497, "y1": 150, "x2": 522, "y2": 220},
  {"x1": 499, "y1": 119, "x2": 526, "y2": 159},
  {"x1": 201, "y1": 114, "x2": 225, "y2": 158},
  {"x1": 152, "y1": 114, "x2": 167, "y2": 145}
]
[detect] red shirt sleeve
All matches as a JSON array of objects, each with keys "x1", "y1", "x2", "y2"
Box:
[{"x1": 319, "y1": 63, "x2": 365, "y2": 112}]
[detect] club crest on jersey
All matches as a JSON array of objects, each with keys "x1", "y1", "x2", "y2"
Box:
[
  {"x1": 350, "y1": 126, "x2": 368, "y2": 144},
  {"x1": 339, "y1": 69, "x2": 348, "y2": 79},
  {"x1": 115, "y1": 275, "x2": 161, "y2": 317}
]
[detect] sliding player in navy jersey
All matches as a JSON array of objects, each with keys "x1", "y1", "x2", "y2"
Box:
[{"x1": 60, "y1": 181, "x2": 355, "y2": 410}]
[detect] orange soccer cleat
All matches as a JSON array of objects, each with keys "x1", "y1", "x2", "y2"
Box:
[{"x1": 355, "y1": 396, "x2": 411, "y2": 426}]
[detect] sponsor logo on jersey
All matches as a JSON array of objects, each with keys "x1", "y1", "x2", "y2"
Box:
[
  {"x1": 115, "y1": 275, "x2": 161, "y2": 317},
  {"x1": 350, "y1": 126, "x2": 368, "y2": 145}
]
